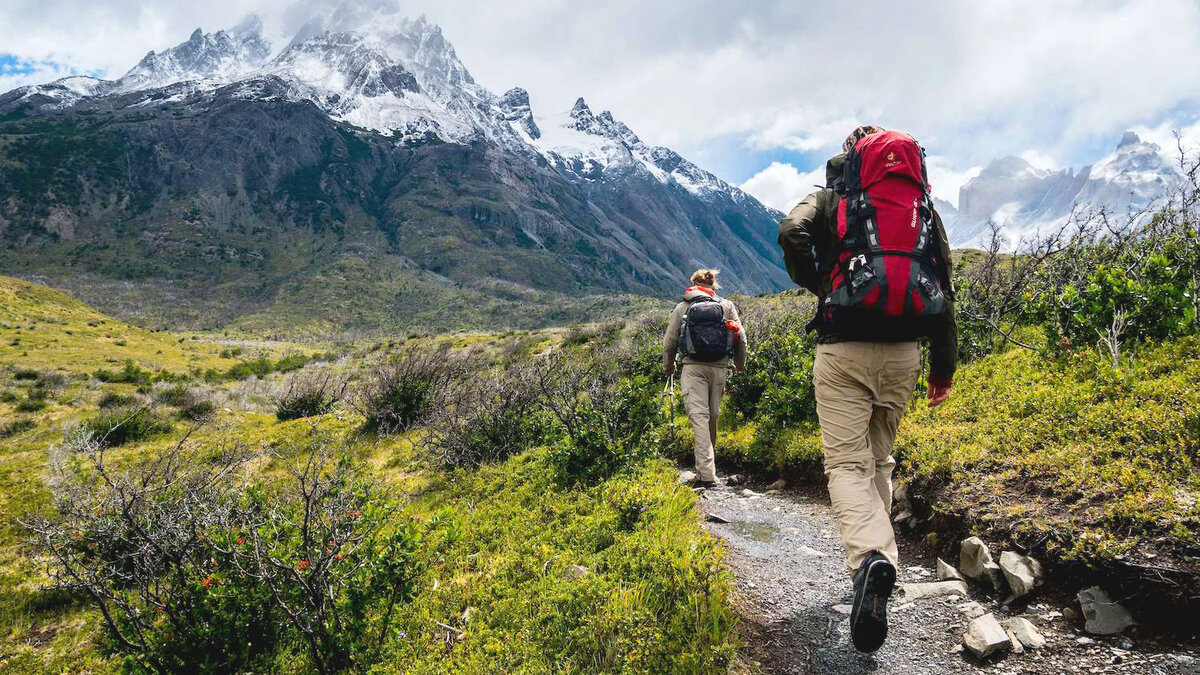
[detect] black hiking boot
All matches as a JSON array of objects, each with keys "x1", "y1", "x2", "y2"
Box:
[
  {"x1": 693, "y1": 478, "x2": 723, "y2": 489},
  {"x1": 849, "y1": 552, "x2": 895, "y2": 653}
]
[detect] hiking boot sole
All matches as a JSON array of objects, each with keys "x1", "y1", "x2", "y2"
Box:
[{"x1": 850, "y1": 557, "x2": 895, "y2": 653}]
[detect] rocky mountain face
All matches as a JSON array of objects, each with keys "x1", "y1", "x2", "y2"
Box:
[
  {"x1": 0, "y1": 7, "x2": 788, "y2": 333},
  {"x1": 949, "y1": 132, "x2": 1179, "y2": 247}
]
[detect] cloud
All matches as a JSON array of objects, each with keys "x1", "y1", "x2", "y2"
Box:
[
  {"x1": 739, "y1": 161, "x2": 825, "y2": 213},
  {"x1": 1018, "y1": 150, "x2": 1059, "y2": 172},
  {"x1": 924, "y1": 156, "x2": 982, "y2": 208}
]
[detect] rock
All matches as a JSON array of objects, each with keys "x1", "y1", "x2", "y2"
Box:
[
  {"x1": 832, "y1": 604, "x2": 852, "y2": 615},
  {"x1": 937, "y1": 557, "x2": 964, "y2": 581},
  {"x1": 1003, "y1": 617, "x2": 1046, "y2": 649},
  {"x1": 999, "y1": 551, "x2": 1044, "y2": 599},
  {"x1": 705, "y1": 513, "x2": 730, "y2": 524},
  {"x1": 678, "y1": 470, "x2": 697, "y2": 485},
  {"x1": 726, "y1": 474, "x2": 744, "y2": 486},
  {"x1": 1077, "y1": 636, "x2": 1096, "y2": 646},
  {"x1": 461, "y1": 606, "x2": 475, "y2": 624},
  {"x1": 1078, "y1": 586, "x2": 1135, "y2": 635},
  {"x1": 905, "y1": 565, "x2": 931, "y2": 577},
  {"x1": 1006, "y1": 627, "x2": 1025, "y2": 655},
  {"x1": 959, "y1": 537, "x2": 1006, "y2": 592},
  {"x1": 899, "y1": 580, "x2": 968, "y2": 601},
  {"x1": 740, "y1": 488, "x2": 757, "y2": 498},
  {"x1": 563, "y1": 564, "x2": 590, "y2": 580},
  {"x1": 1062, "y1": 606, "x2": 1080, "y2": 622},
  {"x1": 956, "y1": 601, "x2": 987, "y2": 619},
  {"x1": 963, "y1": 613, "x2": 1012, "y2": 660},
  {"x1": 796, "y1": 545, "x2": 826, "y2": 557},
  {"x1": 767, "y1": 478, "x2": 787, "y2": 491},
  {"x1": 1114, "y1": 636, "x2": 1134, "y2": 650}
]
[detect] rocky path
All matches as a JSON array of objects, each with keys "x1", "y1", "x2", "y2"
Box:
[{"x1": 697, "y1": 482, "x2": 1199, "y2": 675}]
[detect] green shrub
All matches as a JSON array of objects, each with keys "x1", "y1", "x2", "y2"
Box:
[
  {"x1": 94, "y1": 360, "x2": 152, "y2": 385},
  {"x1": 81, "y1": 407, "x2": 173, "y2": 447},
  {"x1": 154, "y1": 383, "x2": 196, "y2": 407},
  {"x1": 352, "y1": 347, "x2": 463, "y2": 434},
  {"x1": 13, "y1": 368, "x2": 39, "y2": 380},
  {"x1": 426, "y1": 365, "x2": 546, "y2": 468},
  {"x1": 0, "y1": 418, "x2": 35, "y2": 437},
  {"x1": 98, "y1": 390, "x2": 137, "y2": 409},
  {"x1": 0, "y1": 389, "x2": 18, "y2": 403},
  {"x1": 275, "y1": 370, "x2": 347, "y2": 421},
  {"x1": 179, "y1": 399, "x2": 216, "y2": 422},
  {"x1": 15, "y1": 387, "x2": 49, "y2": 412},
  {"x1": 536, "y1": 353, "x2": 660, "y2": 485}
]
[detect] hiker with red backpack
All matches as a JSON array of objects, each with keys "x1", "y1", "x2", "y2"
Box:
[
  {"x1": 778, "y1": 126, "x2": 957, "y2": 653},
  {"x1": 662, "y1": 269, "x2": 747, "y2": 489}
]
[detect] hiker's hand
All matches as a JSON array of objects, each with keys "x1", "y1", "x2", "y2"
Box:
[{"x1": 927, "y1": 381, "x2": 951, "y2": 408}]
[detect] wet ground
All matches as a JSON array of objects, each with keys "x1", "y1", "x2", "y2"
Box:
[{"x1": 698, "y1": 483, "x2": 1200, "y2": 675}]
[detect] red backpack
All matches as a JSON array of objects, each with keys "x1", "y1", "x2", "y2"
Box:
[{"x1": 823, "y1": 131, "x2": 950, "y2": 332}]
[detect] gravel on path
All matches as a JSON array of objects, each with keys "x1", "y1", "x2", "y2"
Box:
[{"x1": 698, "y1": 484, "x2": 1199, "y2": 675}]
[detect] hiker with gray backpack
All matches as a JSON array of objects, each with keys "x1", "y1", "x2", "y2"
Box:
[{"x1": 662, "y1": 269, "x2": 747, "y2": 489}]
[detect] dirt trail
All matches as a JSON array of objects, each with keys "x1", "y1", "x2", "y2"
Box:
[{"x1": 698, "y1": 483, "x2": 1199, "y2": 675}]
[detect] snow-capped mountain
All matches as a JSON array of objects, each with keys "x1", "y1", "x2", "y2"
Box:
[
  {"x1": 114, "y1": 15, "x2": 272, "y2": 94},
  {"x1": 949, "y1": 132, "x2": 1179, "y2": 246},
  {"x1": 0, "y1": 7, "x2": 788, "y2": 332}
]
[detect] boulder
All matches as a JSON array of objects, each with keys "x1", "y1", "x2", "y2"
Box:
[
  {"x1": 963, "y1": 613, "x2": 1011, "y2": 660},
  {"x1": 1078, "y1": 586, "x2": 1135, "y2": 635},
  {"x1": 956, "y1": 601, "x2": 986, "y2": 619},
  {"x1": 959, "y1": 537, "x2": 1006, "y2": 591},
  {"x1": 1005, "y1": 627, "x2": 1025, "y2": 655},
  {"x1": 740, "y1": 488, "x2": 757, "y2": 498},
  {"x1": 705, "y1": 513, "x2": 730, "y2": 524},
  {"x1": 1003, "y1": 617, "x2": 1046, "y2": 649},
  {"x1": 726, "y1": 474, "x2": 744, "y2": 486},
  {"x1": 999, "y1": 551, "x2": 1044, "y2": 599},
  {"x1": 937, "y1": 557, "x2": 964, "y2": 581},
  {"x1": 563, "y1": 564, "x2": 590, "y2": 580},
  {"x1": 678, "y1": 470, "x2": 697, "y2": 485},
  {"x1": 767, "y1": 478, "x2": 787, "y2": 491},
  {"x1": 898, "y1": 580, "x2": 968, "y2": 601}
]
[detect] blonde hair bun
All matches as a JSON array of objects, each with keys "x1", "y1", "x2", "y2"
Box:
[{"x1": 690, "y1": 268, "x2": 720, "y2": 290}]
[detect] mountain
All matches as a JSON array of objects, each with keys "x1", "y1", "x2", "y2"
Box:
[
  {"x1": 949, "y1": 132, "x2": 1179, "y2": 246},
  {"x1": 0, "y1": 8, "x2": 787, "y2": 334}
]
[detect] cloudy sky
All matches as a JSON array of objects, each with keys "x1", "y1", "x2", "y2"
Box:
[{"x1": 2, "y1": 0, "x2": 1198, "y2": 212}]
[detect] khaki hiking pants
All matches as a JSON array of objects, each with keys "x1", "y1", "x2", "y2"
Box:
[
  {"x1": 813, "y1": 341, "x2": 921, "y2": 576},
  {"x1": 681, "y1": 363, "x2": 728, "y2": 482}
]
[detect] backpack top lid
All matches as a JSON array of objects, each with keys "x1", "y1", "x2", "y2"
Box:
[{"x1": 852, "y1": 131, "x2": 926, "y2": 190}]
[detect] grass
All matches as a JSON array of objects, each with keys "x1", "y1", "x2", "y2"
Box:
[
  {"x1": 0, "y1": 282, "x2": 736, "y2": 673},
  {"x1": 0, "y1": 275, "x2": 237, "y2": 374},
  {"x1": 896, "y1": 339, "x2": 1200, "y2": 567}
]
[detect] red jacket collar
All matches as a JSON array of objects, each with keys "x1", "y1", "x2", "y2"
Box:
[{"x1": 685, "y1": 285, "x2": 715, "y2": 298}]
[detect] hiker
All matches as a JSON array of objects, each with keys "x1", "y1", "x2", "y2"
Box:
[
  {"x1": 778, "y1": 126, "x2": 957, "y2": 652},
  {"x1": 662, "y1": 269, "x2": 747, "y2": 489}
]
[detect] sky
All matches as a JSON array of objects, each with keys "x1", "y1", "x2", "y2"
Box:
[{"x1": 2, "y1": 0, "x2": 1199, "y2": 213}]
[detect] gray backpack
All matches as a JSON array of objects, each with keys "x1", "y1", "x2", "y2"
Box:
[{"x1": 679, "y1": 297, "x2": 734, "y2": 362}]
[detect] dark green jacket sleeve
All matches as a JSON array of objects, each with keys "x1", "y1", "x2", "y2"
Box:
[
  {"x1": 778, "y1": 190, "x2": 834, "y2": 295},
  {"x1": 928, "y1": 209, "x2": 958, "y2": 386}
]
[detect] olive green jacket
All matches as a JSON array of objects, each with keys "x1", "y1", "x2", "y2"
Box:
[{"x1": 777, "y1": 153, "x2": 958, "y2": 385}]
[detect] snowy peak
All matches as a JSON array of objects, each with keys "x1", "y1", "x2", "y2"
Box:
[
  {"x1": 950, "y1": 130, "x2": 1180, "y2": 246},
  {"x1": 269, "y1": 32, "x2": 419, "y2": 100},
  {"x1": 499, "y1": 87, "x2": 540, "y2": 139},
  {"x1": 115, "y1": 14, "x2": 271, "y2": 93}
]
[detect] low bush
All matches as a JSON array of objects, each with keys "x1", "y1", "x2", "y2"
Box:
[
  {"x1": 13, "y1": 368, "x2": 39, "y2": 380},
  {"x1": 536, "y1": 351, "x2": 661, "y2": 485},
  {"x1": 94, "y1": 360, "x2": 153, "y2": 385},
  {"x1": 25, "y1": 431, "x2": 422, "y2": 675},
  {"x1": 80, "y1": 406, "x2": 173, "y2": 448},
  {"x1": 425, "y1": 364, "x2": 545, "y2": 469},
  {"x1": 275, "y1": 370, "x2": 348, "y2": 421},
  {"x1": 97, "y1": 390, "x2": 137, "y2": 409},
  {"x1": 0, "y1": 418, "x2": 35, "y2": 437},
  {"x1": 15, "y1": 389, "x2": 48, "y2": 412},
  {"x1": 352, "y1": 347, "x2": 465, "y2": 434}
]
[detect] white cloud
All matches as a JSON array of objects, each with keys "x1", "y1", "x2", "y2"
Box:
[
  {"x1": 924, "y1": 156, "x2": 982, "y2": 208},
  {"x1": 739, "y1": 161, "x2": 825, "y2": 213},
  {"x1": 1018, "y1": 150, "x2": 1059, "y2": 172}
]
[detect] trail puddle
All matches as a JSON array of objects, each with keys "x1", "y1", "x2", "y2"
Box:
[{"x1": 725, "y1": 520, "x2": 781, "y2": 543}]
